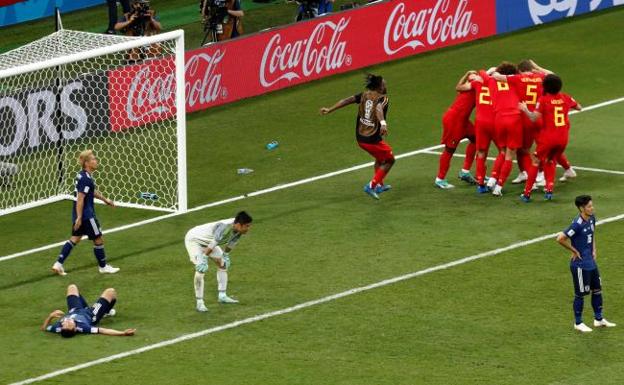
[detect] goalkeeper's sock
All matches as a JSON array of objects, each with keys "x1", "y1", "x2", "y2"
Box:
[
  {"x1": 217, "y1": 269, "x2": 228, "y2": 292},
  {"x1": 194, "y1": 272, "x2": 205, "y2": 300},
  {"x1": 93, "y1": 245, "x2": 107, "y2": 268},
  {"x1": 57, "y1": 240, "x2": 76, "y2": 264}
]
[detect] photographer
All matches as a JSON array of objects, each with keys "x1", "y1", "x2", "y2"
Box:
[
  {"x1": 105, "y1": 0, "x2": 131, "y2": 34},
  {"x1": 200, "y1": 0, "x2": 244, "y2": 44},
  {"x1": 295, "y1": 0, "x2": 319, "y2": 21},
  {"x1": 114, "y1": 0, "x2": 162, "y2": 37}
]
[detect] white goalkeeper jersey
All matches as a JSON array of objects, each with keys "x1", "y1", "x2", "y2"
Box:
[{"x1": 186, "y1": 218, "x2": 242, "y2": 250}]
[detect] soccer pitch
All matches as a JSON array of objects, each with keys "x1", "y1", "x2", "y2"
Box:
[{"x1": 1, "y1": 7, "x2": 624, "y2": 385}]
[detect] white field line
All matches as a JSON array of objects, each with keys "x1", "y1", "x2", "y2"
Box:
[
  {"x1": 9, "y1": 212, "x2": 624, "y2": 385},
  {"x1": 421, "y1": 150, "x2": 624, "y2": 176},
  {"x1": 1, "y1": 95, "x2": 623, "y2": 263},
  {"x1": 0, "y1": 143, "x2": 446, "y2": 263}
]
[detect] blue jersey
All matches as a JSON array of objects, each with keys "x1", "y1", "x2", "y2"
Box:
[
  {"x1": 563, "y1": 214, "x2": 596, "y2": 270},
  {"x1": 46, "y1": 308, "x2": 99, "y2": 335},
  {"x1": 73, "y1": 170, "x2": 96, "y2": 221}
]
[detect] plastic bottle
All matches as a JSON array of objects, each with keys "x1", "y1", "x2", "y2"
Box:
[
  {"x1": 266, "y1": 141, "x2": 279, "y2": 150},
  {"x1": 237, "y1": 168, "x2": 254, "y2": 175},
  {"x1": 138, "y1": 192, "x2": 159, "y2": 200}
]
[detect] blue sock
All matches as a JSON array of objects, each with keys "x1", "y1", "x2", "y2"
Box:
[
  {"x1": 573, "y1": 296, "x2": 584, "y2": 325},
  {"x1": 93, "y1": 245, "x2": 107, "y2": 268},
  {"x1": 57, "y1": 240, "x2": 76, "y2": 264},
  {"x1": 592, "y1": 291, "x2": 603, "y2": 321}
]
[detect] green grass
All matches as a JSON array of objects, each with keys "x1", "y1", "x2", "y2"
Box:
[{"x1": 1, "y1": 6, "x2": 624, "y2": 385}]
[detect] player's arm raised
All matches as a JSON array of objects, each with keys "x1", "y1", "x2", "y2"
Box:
[
  {"x1": 556, "y1": 232, "x2": 581, "y2": 261},
  {"x1": 455, "y1": 70, "x2": 476, "y2": 90},
  {"x1": 41, "y1": 310, "x2": 64, "y2": 331},
  {"x1": 98, "y1": 327, "x2": 136, "y2": 336},
  {"x1": 94, "y1": 191, "x2": 115, "y2": 207},
  {"x1": 529, "y1": 59, "x2": 554, "y2": 75},
  {"x1": 320, "y1": 95, "x2": 357, "y2": 115}
]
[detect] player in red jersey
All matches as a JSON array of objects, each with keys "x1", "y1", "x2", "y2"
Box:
[
  {"x1": 456, "y1": 72, "x2": 497, "y2": 193},
  {"x1": 519, "y1": 74, "x2": 582, "y2": 201},
  {"x1": 510, "y1": 60, "x2": 577, "y2": 187},
  {"x1": 435, "y1": 71, "x2": 478, "y2": 189},
  {"x1": 320, "y1": 74, "x2": 394, "y2": 200},
  {"x1": 480, "y1": 62, "x2": 522, "y2": 196}
]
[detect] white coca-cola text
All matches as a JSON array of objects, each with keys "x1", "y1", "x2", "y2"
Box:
[
  {"x1": 260, "y1": 18, "x2": 350, "y2": 88},
  {"x1": 185, "y1": 50, "x2": 225, "y2": 108},
  {"x1": 384, "y1": 0, "x2": 477, "y2": 56}
]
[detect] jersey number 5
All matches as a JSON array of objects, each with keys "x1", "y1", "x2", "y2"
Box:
[
  {"x1": 554, "y1": 106, "x2": 565, "y2": 127},
  {"x1": 526, "y1": 84, "x2": 538, "y2": 105}
]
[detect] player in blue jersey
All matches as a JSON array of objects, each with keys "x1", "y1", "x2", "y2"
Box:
[
  {"x1": 52, "y1": 150, "x2": 119, "y2": 276},
  {"x1": 41, "y1": 284, "x2": 136, "y2": 338},
  {"x1": 557, "y1": 195, "x2": 616, "y2": 332}
]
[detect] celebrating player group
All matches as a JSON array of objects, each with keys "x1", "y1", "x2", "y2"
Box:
[{"x1": 437, "y1": 59, "x2": 581, "y2": 202}]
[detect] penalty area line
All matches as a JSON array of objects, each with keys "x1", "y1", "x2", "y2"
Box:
[
  {"x1": 1, "y1": 94, "x2": 624, "y2": 263},
  {"x1": 9, "y1": 212, "x2": 624, "y2": 385}
]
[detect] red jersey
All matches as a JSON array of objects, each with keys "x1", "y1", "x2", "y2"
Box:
[
  {"x1": 537, "y1": 93, "x2": 578, "y2": 139},
  {"x1": 508, "y1": 72, "x2": 546, "y2": 112},
  {"x1": 446, "y1": 90, "x2": 475, "y2": 121},
  {"x1": 471, "y1": 80, "x2": 494, "y2": 124},
  {"x1": 480, "y1": 70, "x2": 520, "y2": 116}
]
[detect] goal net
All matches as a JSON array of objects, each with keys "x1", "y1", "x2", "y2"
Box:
[{"x1": 0, "y1": 29, "x2": 187, "y2": 215}]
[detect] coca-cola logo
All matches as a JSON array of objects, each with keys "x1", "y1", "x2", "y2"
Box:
[
  {"x1": 384, "y1": 0, "x2": 478, "y2": 56},
  {"x1": 185, "y1": 49, "x2": 226, "y2": 109},
  {"x1": 260, "y1": 17, "x2": 351, "y2": 88},
  {"x1": 126, "y1": 65, "x2": 176, "y2": 122}
]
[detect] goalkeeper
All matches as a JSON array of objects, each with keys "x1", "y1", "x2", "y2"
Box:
[{"x1": 184, "y1": 211, "x2": 253, "y2": 312}]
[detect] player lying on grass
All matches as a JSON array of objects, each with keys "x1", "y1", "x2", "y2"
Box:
[
  {"x1": 42, "y1": 284, "x2": 135, "y2": 337},
  {"x1": 52, "y1": 149, "x2": 119, "y2": 276},
  {"x1": 518, "y1": 74, "x2": 582, "y2": 201},
  {"x1": 185, "y1": 211, "x2": 253, "y2": 312},
  {"x1": 320, "y1": 74, "x2": 394, "y2": 200},
  {"x1": 435, "y1": 70, "x2": 478, "y2": 189},
  {"x1": 556, "y1": 195, "x2": 615, "y2": 332}
]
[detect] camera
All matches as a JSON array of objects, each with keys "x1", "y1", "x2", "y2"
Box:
[
  {"x1": 128, "y1": 0, "x2": 152, "y2": 36},
  {"x1": 201, "y1": 0, "x2": 229, "y2": 32},
  {"x1": 295, "y1": 0, "x2": 319, "y2": 21}
]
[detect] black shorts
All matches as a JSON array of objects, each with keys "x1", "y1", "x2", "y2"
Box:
[
  {"x1": 66, "y1": 294, "x2": 114, "y2": 325},
  {"x1": 570, "y1": 266, "x2": 601, "y2": 297},
  {"x1": 72, "y1": 217, "x2": 102, "y2": 240}
]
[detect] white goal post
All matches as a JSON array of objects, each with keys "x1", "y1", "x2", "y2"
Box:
[{"x1": 0, "y1": 29, "x2": 187, "y2": 215}]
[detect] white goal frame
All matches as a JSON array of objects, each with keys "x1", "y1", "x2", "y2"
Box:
[{"x1": 0, "y1": 30, "x2": 187, "y2": 216}]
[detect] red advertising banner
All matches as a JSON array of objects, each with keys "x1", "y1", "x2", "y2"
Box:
[
  {"x1": 109, "y1": 0, "x2": 496, "y2": 130},
  {"x1": 0, "y1": 0, "x2": 25, "y2": 7}
]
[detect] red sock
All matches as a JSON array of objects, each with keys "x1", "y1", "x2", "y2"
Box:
[
  {"x1": 476, "y1": 155, "x2": 487, "y2": 185},
  {"x1": 557, "y1": 153, "x2": 571, "y2": 170},
  {"x1": 497, "y1": 159, "x2": 513, "y2": 187},
  {"x1": 490, "y1": 152, "x2": 505, "y2": 180},
  {"x1": 544, "y1": 160, "x2": 556, "y2": 192},
  {"x1": 523, "y1": 163, "x2": 539, "y2": 196},
  {"x1": 463, "y1": 142, "x2": 476, "y2": 171},
  {"x1": 371, "y1": 167, "x2": 387, "y2": 188},
  {"x1": 437, "y1": 150, "x2": 453, "y2": 180},
  {"x1": 517, "y1": 150, "x2": 530, "y2": 173}
]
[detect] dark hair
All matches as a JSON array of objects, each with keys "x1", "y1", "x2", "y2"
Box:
[
  {"x1": 496, "y1": 61, "x2": 518, "y2": 75},
  {"x1": 234, "y1": 211, "x2": 253, "y2": 224},
  {"x1": 575, "y1": 195, "x2": 592, "y2": 209},
  {"x1": 365, "y1": 74, "x2": 384, "y2": 91},
  {"x1": 517, "y1": 60, "x2": 534, "y2": 72},
  {"x1": 543, "y1": 74, "x2": 562, "y2": 95},
  {"x1": 60, "y1": 328, "x2": 77, "y2": 338}
]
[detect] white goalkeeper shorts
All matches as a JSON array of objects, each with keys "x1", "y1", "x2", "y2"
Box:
[{"x1": 184, "y1": 235, "x2": 223, "y2": 264}]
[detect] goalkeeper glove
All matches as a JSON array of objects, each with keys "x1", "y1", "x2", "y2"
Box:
[
  {"x1": 221, "y1": 253, "x2": 231, "y2": 270},
  {"x1": 195, "y1": 254, "x2": 208, "y2": 273}
]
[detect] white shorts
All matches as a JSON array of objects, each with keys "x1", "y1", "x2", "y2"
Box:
[{"x1": 184, "y1": 233, "x2": 223, "y2": 264}]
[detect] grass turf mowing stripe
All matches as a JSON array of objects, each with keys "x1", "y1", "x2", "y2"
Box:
[
  {"x1": 1, "y1": 95, "x2": 623, "y2": 263},
  {"x1": 9, "y1": 212, "x2": 624, "y2": 385}
]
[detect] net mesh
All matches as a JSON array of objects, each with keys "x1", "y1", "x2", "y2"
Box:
[{"x1": 0, "y1": 29, "x2": 182, "y2": 214}]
